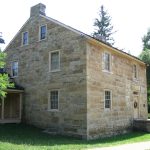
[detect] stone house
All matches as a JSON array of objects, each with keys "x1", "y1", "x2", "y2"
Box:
[{"x1": 3, "y1": 3, "x2": 148, "y2": 139}]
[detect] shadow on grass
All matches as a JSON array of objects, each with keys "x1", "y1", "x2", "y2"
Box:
[{"x1": 0, "y1": 123, "x2": 149, "y2": 149}]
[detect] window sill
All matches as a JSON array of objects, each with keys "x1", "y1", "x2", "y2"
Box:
[
  {"x1": 133, "y1": 78, "x2": 139, "y2": 82},
  {"x1": 39, "y1": 38, "x2": 47, "y2": 42},
  {"x1": 47, "y1": 109, "x2": 60, "y2": 112},
  {"x1": 104, "y1": 108, "x2": 111, "y2": 111},
  {"x1": 21, "y1": 44, "x2": 29, "y2": 47},
  {"x1": 11, "y1": 76, "x2": 18, "y2": 78},
  {"x1": 49, "y1": 69, "x2": 61, "y2": 73},
  {"x1": 102, "y1": 70, "x2": 113, "y2": 74}
]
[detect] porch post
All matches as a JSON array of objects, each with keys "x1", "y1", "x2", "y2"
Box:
[
  {"x1": 2, "y1": 97, "x2": 4, "y2": 120},
  {"x1": 19, "y1": 93, "x2": 22, "y2": 120}
]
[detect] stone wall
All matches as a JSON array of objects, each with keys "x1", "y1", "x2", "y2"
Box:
[
  {"x1": 5, "y1": 15, "x2": 87, "y2": 139},
  {"x1": 86, "y1": 42, "x2": 148, "y2": 139}
]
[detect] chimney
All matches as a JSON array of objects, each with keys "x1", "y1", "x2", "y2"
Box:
[{"x1": 30, "y1": 3, "x2": 46, "y2": 17}]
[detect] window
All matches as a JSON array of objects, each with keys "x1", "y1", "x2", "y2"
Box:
[
  {"x1": 49, "y1": 50, "x2": 60, "y2": 72},
  {"x1": 103, "y1": 52, "x2": 111, "y2": 71},
  {"x1": 22, "y1": 32, "x2": 28, "y2": 45},
  {"x1": 133, "y1": 64, "x2": 137, "y2": 79},
  {"x1": 49, "y1": 90, "x2": 59, "y2": 110},
  {"x1": 40, "y1": 25, "x2": 46, "y2": 40},
  {"x1": 11, "y1": 61, "x2": 18, "y2": 77},
  {"x1": 104, "y1": 90, "x2": 111, "y2": 109}
]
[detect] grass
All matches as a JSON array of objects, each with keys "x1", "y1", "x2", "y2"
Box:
[{"x1": 0, "y1": 124, "x2": 150, "y2": 150}]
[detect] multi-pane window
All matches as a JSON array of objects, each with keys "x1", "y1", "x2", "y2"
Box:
[
  {"x1": 22, "y1": 32, "x2": 28, "y2": 45},
  {"x1": 133, "y1": 64, "x2": 137, "y2": 79},
  {"x1": 11, "y1": 61, "x2": 18, "y2": 77},
  {"x1": 104, "y1": 52, "x2": 111, "y2": 71},
  {"x1": 104, "y1": 90, "x2": 111, "y2": 109},
  {"x1": 50, "y1": 90, "x2": 59, "y2": 110},
  {"x1": 40, "y1": 25, "x2": 46, "y2": 40},
  {"x1": 50, "y1": 51, "x2": 60, "y2": 71}
]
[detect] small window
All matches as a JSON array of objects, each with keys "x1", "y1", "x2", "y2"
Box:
[
  {"x1": 40, "y1": 25, "x2": 46, "y2": 40},
  {"x1": 104, "y1": 90, "x2": 111, "y2": 109},
  {"x1": 22, "y1": 32, "x2": 28, "y2": 45},
  {"x1": 103, "y1": 52, "x2": 111, "y2": 72},
  {"x1": 49, "y1": 90, "x2": 59, "y2": 110},
  {"x1": 133, "y1": 64, "x2": 137, "y2": 79},
  {"x1": 11, "y1": 61, "x2": 18, "y2": 77},
  {"x1": 49, "y1": 50, "x2": 60, "y2": 72}
]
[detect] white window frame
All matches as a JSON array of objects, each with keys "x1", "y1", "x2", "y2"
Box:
[
  {"x1": 104, "y1": 89, "x2": 112, "y2": 110},
  {"x1": 48, "y1": 90, "x2": 59, "y2": 111},
  {"x1": 11, "y1": 61, "x2": 18, "y2": 78},
  {"x1": 22, "y1": 31, "x2": 28, "y2": 46},
  {"x1": 102, "y1": 51, "x2": 112, "y2": 73},
  {"x1": 39, "y1": 24, "x2": 47, "y2": 41},
  {"x1": 49, "y1": 50, "x2": 60, "y2": 72},
  {"x1": 133, "y1": 64, "x2": 138, "y2": 79}
]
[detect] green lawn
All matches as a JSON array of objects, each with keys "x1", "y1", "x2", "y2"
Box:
[{"x1": 0, "y1": 124, "x2": 150, "y2": 150}]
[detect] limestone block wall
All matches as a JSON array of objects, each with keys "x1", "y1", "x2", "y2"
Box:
[
  {"x1": 5, "y1": 15, "x2": 87, "y2": 139},
  {"x1": 86, "y1": 42, "x2": 148, "y2": 139}
]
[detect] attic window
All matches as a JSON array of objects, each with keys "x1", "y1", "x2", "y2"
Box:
[
  {"x1": 133, "y1": 64, "x2": 138, "y2": 79},
  {"x1": 40, "y1": 25, "x2": 47, "y2": 40},
  {"x1": 22, "y1": 32, "x2": 28, "y2": 45}
]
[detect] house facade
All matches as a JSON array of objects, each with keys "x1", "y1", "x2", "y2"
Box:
[{"x1": 4, "y1": 3, "x2": 148, "y2": 139}]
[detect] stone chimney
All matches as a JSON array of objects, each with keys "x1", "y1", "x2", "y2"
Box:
[{"x1": 30, "y1": 3, "x2": 46, "y2": 17}]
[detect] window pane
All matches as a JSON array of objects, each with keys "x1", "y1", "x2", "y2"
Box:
[
  {"x1": 51, "y1": 51, "x2": 59, "y2": 70},
  {"x1": 50, "y1": 91, "x2": 58, "y2": 109},
  {"x1": 23, "y1": 32, "x2": 28, "y2": 45},
  {"x1": 105, "y1": 91, "x2": 111, "y2": 109},
  {"x1": 40, "y1": 25, "x2": 46, "y2": 40},
  {"x1": 133, "y1": 65, "x2": 137, "y2": 78},
  {"x1": 12, "y1": 62, "x2": 18, "y2": 77},
  {"x1": 104, "y1": 53, "x2": 110, "y2": 71}
]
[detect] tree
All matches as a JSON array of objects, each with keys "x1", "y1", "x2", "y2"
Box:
[
  {"x1": 139, "y1": 29, "x2": 150, "y2": 113},
  {"x1": 142, "y1": 29, "x2": 150, "y2": 50},
  {"x1": 93, "y1": 5, "x2": 115, "y2": 46},
  {"x1": 0, "y1": 35, "x2": 13, "y2": 98}
]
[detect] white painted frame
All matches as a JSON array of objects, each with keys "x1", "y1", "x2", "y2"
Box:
[
  {"x1": 133, "y1": 64, "x2": 138, "y2": 80},
  {"x1": 102, "y1": 51, "x2": 112, "y2": 73},
  {"x1": 39, "y1": 24, "x2": 47, "y2": 41},
  {"x1": 11, "y1": 61, "x2": 19, "y2": 78},
  {"x1": 21, "y1": 31, "x2": 29, "y2": 46},
  {"x1": 48, "y1": 90, "x2": 59, "y2": 111},
  {"x1": 49, "y1": 50, "x2": 60, "y2": 72},
  {"x1": 104, "y1": 89, "x2": 112, "y2": 110}
]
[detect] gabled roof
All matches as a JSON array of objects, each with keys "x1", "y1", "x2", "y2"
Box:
[
  {"x1": 5, "y1": 14, "x2": 145, "y2": 65},
  {"x1": 42, "y1": 15, "x2": 145, "y2": 65}
]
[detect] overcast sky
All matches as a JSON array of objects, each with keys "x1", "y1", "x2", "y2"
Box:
[{"x1": 0, "y1": 0, "x2": 150, "y2": 56}]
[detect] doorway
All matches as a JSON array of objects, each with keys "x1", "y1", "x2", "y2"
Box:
[{"x1": 133, "y1": 96, "x2": 139, "y2": 119}]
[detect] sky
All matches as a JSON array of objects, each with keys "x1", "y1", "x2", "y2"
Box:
[{"x1": 0, "y1": 0, "x2": 150, "y2": 56}]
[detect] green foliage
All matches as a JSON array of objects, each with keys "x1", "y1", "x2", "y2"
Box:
[
  {"x1": 142, "y1": 29, "x2": 150, "y2": 50},
  {"x1": 0, "y1": 51, "x2": 14, "y2": 98},
  {"x1": 139, "y1": 49, "x2": 150, "y2": 64},
  {"x1": 93, "y1": 5, "x2": 115, "y2": 46},
  {"x1": 140, "y1": 29, "x2": 150, "y2": 112}
]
